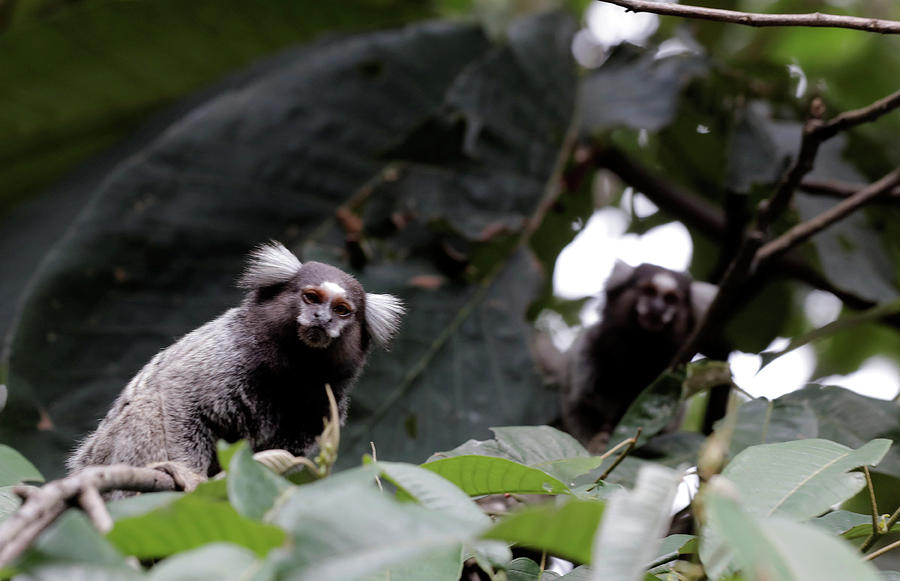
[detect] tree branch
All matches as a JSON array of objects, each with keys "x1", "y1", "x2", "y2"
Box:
[
  {"x1": 598, "y1": 0, "x2": 900, "y2": 34},
  {"x1": 589, "y1": 145, "x2": 878, "y2": 311},
  {"x1": 800, "y1": 178, "x2": 900, "y2": 202},
  {"x1": 0, "y1": 465, "x2": 179, "y2": 568},
  {"x1": 756, "y1": 168, "x2": 900, "y2": 265}
]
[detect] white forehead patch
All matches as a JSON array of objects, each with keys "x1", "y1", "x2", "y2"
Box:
[
  {"x1": 651, "y1": 272, "x2": 679, "y2": 293},
  {"x1": 321, "y1": 281, "x2": 347, "y2": 298}
]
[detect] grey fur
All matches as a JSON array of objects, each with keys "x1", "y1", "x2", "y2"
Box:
[{"x1": 68, "y1": 243, "x2": 404, "y2": 478}]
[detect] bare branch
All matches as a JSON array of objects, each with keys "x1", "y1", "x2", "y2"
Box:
[
  {"x1": 0, "y1": 465, "x2": 179, "y2": 567},
  {"x1": 816, "y1": 87, "x2": 900, "y2": 139},
  {"x1": 598, "y1": 0, "x2": 900, "y2": 34},
  {"x1": 800, "y1": 178, "x2": 900, "y2": 202},
  {"x1": 756, "y1": 168, "x2": 900, "y2": 265}
]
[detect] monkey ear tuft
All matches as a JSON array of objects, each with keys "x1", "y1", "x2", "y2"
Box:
[
  {"x1": 690, "y1": 281, "x2": 718, "y2": 319},
  {"x1": 238, "y1": 241, "x2": 303, "y2": 289},
  {"x1": 365, "y1": 293, "x2": 406, "y2": 349},
  {"x1": 605, "y1": 260, "x2": 635, "y2": 291}
]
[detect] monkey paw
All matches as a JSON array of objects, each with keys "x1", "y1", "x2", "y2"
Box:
[{"x1": 147, "y1": 461, "x2": 206, "y2": 492}]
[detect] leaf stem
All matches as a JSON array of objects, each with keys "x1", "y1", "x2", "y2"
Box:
[{"x1": 597, "y1": 427, "x2": 642, "y2": 482}]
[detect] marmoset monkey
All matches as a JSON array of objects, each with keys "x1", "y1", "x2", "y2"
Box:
[
  {"x1": 560, "y1": 261, "x2": 716, "y2": 452},
  {"x1": 68, "y1": 242, "x2": 405, "y2": 486}
]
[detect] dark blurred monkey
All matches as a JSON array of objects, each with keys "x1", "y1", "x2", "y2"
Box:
[{"x1": 559, "y1": 261, "x2": 716, "y2": 452}]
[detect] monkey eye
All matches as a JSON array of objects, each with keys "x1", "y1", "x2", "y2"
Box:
[
  {"x1": 302, "y1": 291, "x2": 322, "y2": 304},
  {"x1": 663, "y1": 292, "x2": 679, "y2": 305},
  {"x1": 332, "y1": 303, "x2": 353, "y2": 317}
]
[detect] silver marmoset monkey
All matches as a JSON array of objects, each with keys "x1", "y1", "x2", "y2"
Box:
[
  {"x1": 68, "y1": 241, "x2": 405, "y2": 483},
  {"x1": 560, "y1": 261, "x2": 716, "y2": 452}
]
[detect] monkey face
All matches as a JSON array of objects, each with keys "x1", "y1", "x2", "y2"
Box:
[
  {"x1": 633, "y1": 271, "x2": 685, "y2": 332},
  {"x1": 296, "y1": 281, "x2": 359, "y2": 348}
]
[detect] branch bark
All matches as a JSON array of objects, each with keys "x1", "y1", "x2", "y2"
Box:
[
  {"x1": 756, "y1": 168, "x2": 900, "y2": 265},
  {"x1": 800, "y1": 178, "x2": 900, "y2": 202},
  {"x1": 0, "y1": 465, "x2": 179, "y2": 568},
  {"x1": 598, "y1": 0, "x2": 900, "y2": 34}
]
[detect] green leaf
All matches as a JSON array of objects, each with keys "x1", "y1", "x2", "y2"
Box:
[
  {"x1": 506, "y1": 557, "x2": 541, "y2": 581},
  {"x1": 11, "y1": 511, "x2": 138, "y2": 580},
  {"x1": 428, "y1": 425, "x2": 600, "y2": 489},
  {"x1": 0, "y1": 444, "x2": 43, "y2": 486},
  {"x1": 727, "y1": 398, "x2": 819, "y2": 459},
  {"x1": 591, "y1": 464, "x2": 683, "y2": 578},
  {"x1": 267, "y1": 468, "x2": 485, "y2": 581},
  {"x1": 483, "y1": 497, "x2": 605, "y2": 564},
  {"x1": 781, "y1": 385, "x2": 900, "y2": 476},
  {"x1": 423, "y1": 455, "x2": 570, "y2": 496},
  {"x1": 227, "y1": 442, "x2": 292, "y2": 521},
  {"x1": 375, "y1": 460, "x2": 488, "y2": 527},
  {"x1": 146, "y1": 543, "x2": 260, "y2": 581},
  {"x1": 361, "y1": 546, "x2": 465, "y2": 581},
  {"x1": 611, "y1": 370, "x2": 685, "y2": 446},
  {"x1": 106, "y1": 493, "x2": 286, "y2": 558},
  {"x1": 722, "y1": 438, "x2": 891, "y2": 520},
  {"x1": 704, "y1": 489, "x2": 883, "y2": 581}
]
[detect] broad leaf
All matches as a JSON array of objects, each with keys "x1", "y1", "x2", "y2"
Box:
[
  {"x1": 726, "y1": 397, "x2": 819, "y2": 459},
  {"x1": 782, "y1": 385, "x2": 900, "y2": 476},
  {"x1": 704, "y1": 489, "x2": 883, "y2": 581},
  {"x1": 611, "y1": 370, "x2": 685, "y2": 446},
  {"x1": 423, "y1": 455, "x2": 569, "y2": 496},
  {"x1": 107, "y1": 493, "x2": 286, "y2": 558},
  {"x1": 266, "y1": 467, "x2": 486, "y2": 581},
  {"x1": 0, "y1": 444, "x2": 43, "y2": 486},
  {"x1": 227, "y1": 442, "x2": 292, "y2": 521},
  {"x1": 2, "y1": 11, "x2": 577, "y2": 479},
  {"x1": 11, "y1": 511, "x2": 138, "y2": 580},
  {"x1": 146, "y1": 543, "x2": 260, "y2": 581},
  {"x1": 483, "y1": 497, "x2": 605, "y2": 565},
  {"x1": 374, "y1": 460, "x2": 488, "y2": 527},
  {"x1": 590, "y1": 464, "x2": 682, "y2": 581},
  {"x1": 722, "y1": 438, "x2": 890, "y2": 520}
]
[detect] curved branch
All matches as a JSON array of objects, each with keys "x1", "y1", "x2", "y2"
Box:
[
  {"x1": 598, "y1": 0, "x2": 900, "y2": 34},
  {"x1": 0, "y1": 465, "x2": 179, "y2": 567}
]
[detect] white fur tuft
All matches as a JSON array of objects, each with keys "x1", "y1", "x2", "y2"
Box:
[
  {"x1": 237, "y1": 241, "x2": 303, "y2": 289},
  {"x1": 365, "y1": 293, "x2": 405, "y2": 348}
]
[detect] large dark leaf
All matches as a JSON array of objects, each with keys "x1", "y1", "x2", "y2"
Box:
[
  {"x1": 781, "y1": 384, "x2": 900, "y2": 477},
  {"x1": 2, "y1": 12, "x2": 577, "y2": 476}
]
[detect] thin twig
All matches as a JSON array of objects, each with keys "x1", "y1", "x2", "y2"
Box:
[
  {"x1": 800, "y1": 178, "x2": 900, "y2": 202},
  {"x1": 78, "y1": 486, "x2": 113, "y2": 533},
  {"x1": 591, "y1": 145, "x2": 880, "y2": 312},
  {"x1": 598, "y1": 0, "x2": 900, "y2": 34},
  {"x1": 816, "y1": 87, "x2": 900, "y2": 139},
  {"x1": 755, "y1": 168, "x2": 900, "y2": 265},
  {"x1": 0, "y1": 465, "x2": 179, "y2": 567},
  {"x1": 863, "y1": 537, "x2": 900, "y2": 561},
  {"x1": 861, "y1": 499, "x2": 900, "y2": 553},
  {"x1": 865, "y1": 467, "x2": 880, "y2": 530},
  {"x1": 598, "y1": 427, "x2": 642, "y2": 482}
]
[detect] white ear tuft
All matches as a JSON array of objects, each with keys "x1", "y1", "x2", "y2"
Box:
[
  {"x1": 605, "y1": 259, "x2": 635, "y2": 291},
  {"x1": 690, "y1": 281, "x2": 718, "y2": 319},
  {"x1": 365, "y1": 293, "x2": 406, "y2": 348},
  {"x1": 237, "y1": 241, "x2": 303, "y2": 289}
]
